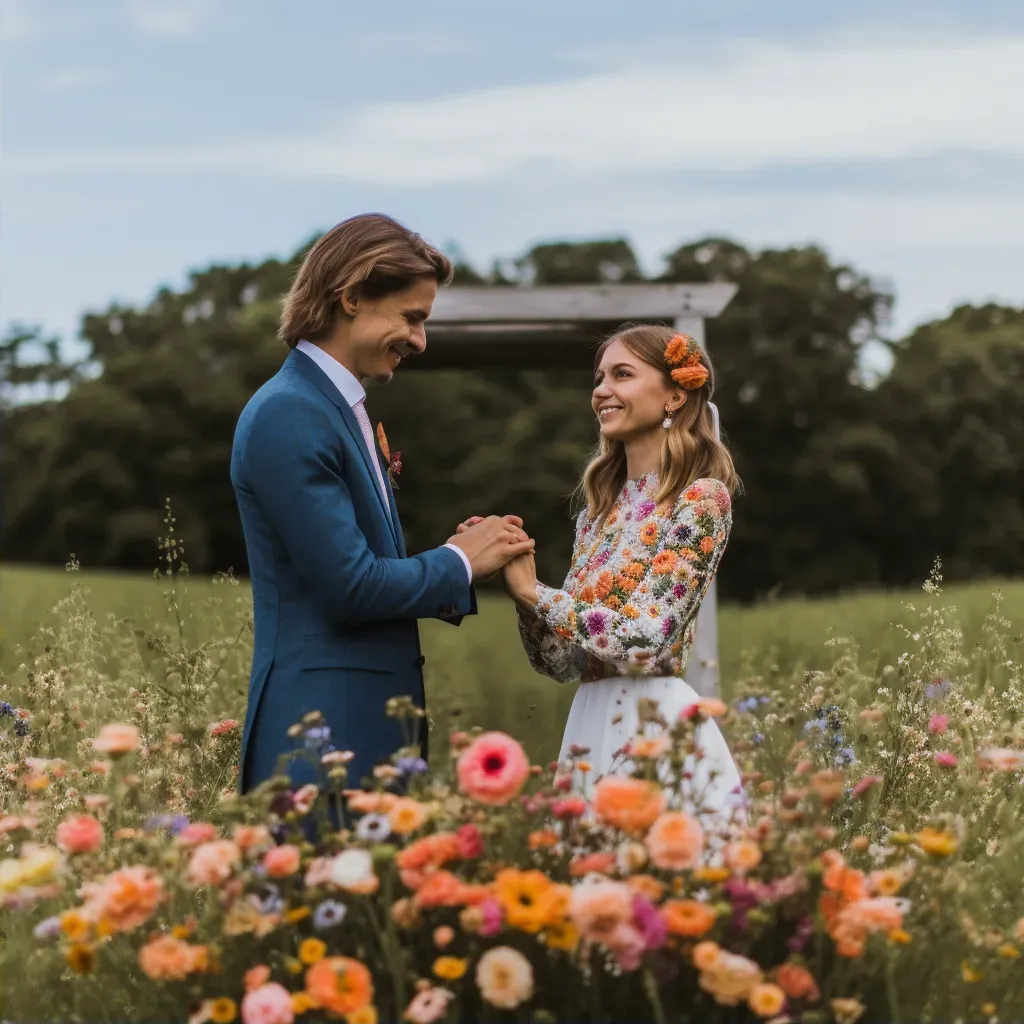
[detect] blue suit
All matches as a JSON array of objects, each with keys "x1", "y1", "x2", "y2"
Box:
[{"x1": 230, "y1": 347, "x2": 473, "y2": 793}]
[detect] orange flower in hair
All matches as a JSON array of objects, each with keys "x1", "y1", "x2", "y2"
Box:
[
  {"x1": 670, "y1": 365, "x2": 709, "y2": 390},
  {"x1": 664, "y1": 334, "x2": 709, "y2": 389}
]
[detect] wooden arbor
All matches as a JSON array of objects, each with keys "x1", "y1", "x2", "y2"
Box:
[{"x1": 415, "y1": 282, "x2": 738, "y2": 698}]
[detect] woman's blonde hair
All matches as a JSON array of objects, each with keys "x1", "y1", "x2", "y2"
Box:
[{"x1": 579, "y1": 323, "x2": 740, "y2": 524}]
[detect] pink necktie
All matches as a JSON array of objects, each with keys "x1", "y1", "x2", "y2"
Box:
[{"x1": 352, "y1": 399, "x2": 391, "y2": 516}]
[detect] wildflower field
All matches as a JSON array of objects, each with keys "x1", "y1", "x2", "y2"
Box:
[{"x1": 3, "y1": 534, "x2": 1024, "y2": 1023}]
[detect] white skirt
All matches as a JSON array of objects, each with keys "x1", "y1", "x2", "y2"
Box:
[{"x1": 558, "y1": 675, "x2": 747, "y2": 836}]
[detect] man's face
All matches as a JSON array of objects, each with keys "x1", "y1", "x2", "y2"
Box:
[{"x1": 345, "y1": 276, "x2": 438, "y2": 383}]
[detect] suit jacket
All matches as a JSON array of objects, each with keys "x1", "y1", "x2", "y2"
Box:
[{"x1": 230, "y1": 347, "x2": 474, "y2": 792}]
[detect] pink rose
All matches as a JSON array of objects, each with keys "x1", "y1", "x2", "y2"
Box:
[
  {"x1": 55, "y1": 814, "x2": 103, "y2": 854},
  {"x1": 263, "y1": 844, "x2": 301, "y2": 878},
  {"x1": 241, "y1": 982, "x2": 295, "y2": 1024},
  {"x1": 176, "y1": 822, "x2": 218, "y2": 847}
]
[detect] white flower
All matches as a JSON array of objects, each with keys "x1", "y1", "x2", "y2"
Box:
[{"x1": 329, "y1": 849, "x2": 378, "y2": 894}]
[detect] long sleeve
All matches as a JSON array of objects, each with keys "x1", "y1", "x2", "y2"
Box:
[
  {"x1": 516, "y1": 511, "x2": 592, "y2": 683},
  {"x1": 533, "y1": 479, "x2": 731, "y2": 674},
  {"x1": 241, "y1": 394, "x2": 471, "y2": 624}
]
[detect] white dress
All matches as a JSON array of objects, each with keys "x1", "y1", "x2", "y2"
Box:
[{"x1": 517, "y1": 472, "x2": 746, "y2": 832}]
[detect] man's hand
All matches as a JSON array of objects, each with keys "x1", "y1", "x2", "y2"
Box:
[{"x1": 447, "y1": 515, "x2": 534, "y2": 581}]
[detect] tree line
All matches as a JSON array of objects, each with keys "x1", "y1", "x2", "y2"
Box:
[{"x1": 3, "y1": 234, "x2": 1022, "y2": 603}]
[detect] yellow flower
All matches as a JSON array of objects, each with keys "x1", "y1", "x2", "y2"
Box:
[
  {"x1": 961, "y1": 961, "x2": 983, "y2": 983},
  {"x1": 982, "y1": 1004, "x2": 998, "y2": 1016},
  {"x1": 888, "y1": 928, "x2": 912, "y2": 945},
  {"x1": 300, "y1": 938, "x2": 327, "y2": 965},
  {"x1": 171, "y1": 925, "x2": 192, "y2": 940},
  {"x1": 285, "y1": 955, "x2": 303, "y2": 974},
  {"x1": 345, "y1": 1007, "x2": 378, "y2": 1024},
  {"x1": 210, "y1": 998, "x2": 237, "y2": 1024},
  {"x1": 433, "y1": 956, "x2": 468, "y2": 980},
  {"x1": 292, "y1": 992, "x2": 320, "y2": 1014},
  {"x1": 693, "y1": 866, "x2": 730, "y2": 884},
  {"x1": 997, "y1": 942, "x2": 1020, "y2": 959},
  {"x1": 66, "y1": 944, "x2": 96, "y2": 975},
  {"x1": 543, "y1": 918, "x2": 579, "y2": 953},
  {"x1": 748, "y1": 982, "x2": 786, "y2": 1017},
  {"x1": 60, "y1": 910, "x2": 91, "y2": 943},
  {"x1": 286, "y1": 907, "x2": 312, "y2": 924},
  {"x1": 914, "y1": 828, "x2": 957, "y2": 857}
]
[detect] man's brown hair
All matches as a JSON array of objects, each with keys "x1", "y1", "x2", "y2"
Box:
[{"x1": 279, "y1": 213, "x2": 454, "y2": 348}]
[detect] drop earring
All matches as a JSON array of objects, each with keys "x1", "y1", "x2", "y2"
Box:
[{"x1": 662, "y1": 412, "x2": 673, "y2": 429}]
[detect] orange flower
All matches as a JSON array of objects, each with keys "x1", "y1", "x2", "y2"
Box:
[
  {"x1": 617, "y1": 575, "x2": 639, "y2": 594},
  {"x1": 645, "y1": 812, "x2": 704, "y2": 870},
  {"x1": 724, "y1": 840, "x2": 762, "y2": 874},
  {"x1": 663, "y1": 899, "x2": 717, "y2": 938},
  {"x1": 622, "y1": 605, "x2": 641, "y2": 620},
  {"x1": 774, "y1": 962, "x2": 820, "y2": 1001},
  {"x1": 664, "y1": 334, "x2": 690, "y2": 365},
  {"x1": 670, "y1": 365, "x2": 709, "y2": 390},
  {"x1": 592, "y1": 777, "x2": 666, "y2": 835},
  {"x1": 92, "y1": 723, "x2": 140, "y2": 757},
  {"x1": 623, "y1": 561, "x2": 647, "y2": 579},
  {"x1": 604, "y1": 595, "x2": 623, "y2": 611},
  {"x1": 305, "y1": 957, "x2": 373, "y2": 1017},
  {"x1": 138, "y1": 934, "x2": 208, "y2": 981},
  {"x1": 345, "y1": 791, "x2": 398, "y2": 815},
  {"x1": 639, "y1": 523, "x2": 660, "y2": 546},
  {"x1": 629, "y1": 735, "x2": 670, "y2": 759},
  {"x1": 626, "y1": 874, "x2": 665, "y2": 903},
  {"x1": 569, "y1": 852, "x2": 616, "y2": 877},
  {"x1": 699, "y1": 535, "x2": 716, "y2": 554},
  {"x1": 579, "y1": 586, "x2": 597, "y2": 603},
  {"x1": 652, "y1": 551, "x2": 678, "y2": 574},
  {"x1": 595, "y1": 572, "x2": 614, "y2": 599},
  {"x1": 80, "y1": 865, "x2": 166, "y2": 933},
  {"x1": 388, "y1": 798, "x2": 428, "y2": 835},
  {"x1": 692, "y1": 940, "x2": 721, "y2": 971},
  {"x1": 748, "y1": 983, "x2": 786, "y2": 1017},
  {"x1": 396, "y1": 833, "x2": 460, "y2": 889},
  {"x1": 528, "y1": 830, "x2": 559, "y2": 850},
  {"x1": 494, "y1": 869, "x2": 554, "y2": 934},
  {"x1": 414, "y1": 870, "x2": 488, "y2": 910}
]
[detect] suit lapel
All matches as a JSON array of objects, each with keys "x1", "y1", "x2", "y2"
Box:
[{"x1": 289, "y1": 350, "x2": 402, "y2": 554}]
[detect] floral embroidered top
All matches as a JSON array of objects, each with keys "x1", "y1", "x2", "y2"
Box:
[{"x1": 517, "y1": 473, "x2": 731, "y2": 683}]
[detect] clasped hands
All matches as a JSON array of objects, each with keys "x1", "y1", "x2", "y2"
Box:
[{"x1": 447, "y1": 514, "x2": 538, "y2": 609}]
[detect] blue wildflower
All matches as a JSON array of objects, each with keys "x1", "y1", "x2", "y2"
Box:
[
  {"x1": 313, "y1": 899, "x2": 348, "y2": 930},
  {"x1": 752, "y1": 732, "x2": 765, "y2": 745},
  {"x1": 926, "y1": 678, "x2": 952, "y2": 700},
  {"x1": 250, "y1": 882, "x2": 284, "y2": 916},
  {"x1": 0, "y1": 702, "x2": 14, "y2": 718},
  {"x1": 304, "y1": 725, "x2": 332, "y2": 749},
  {"x1": 144, "y1": 813, "x2": 190, "y2": 835},
  {"x1": 803, "y1": 719, "x2": 827, "y2": 733},
  {"x1": 397, "y1": 756, "x2": 428, "y2": 777}
]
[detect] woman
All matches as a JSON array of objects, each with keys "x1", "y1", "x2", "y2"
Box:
[{"x1": 503, "y1": 324, "x2": 744, "y2": 824}]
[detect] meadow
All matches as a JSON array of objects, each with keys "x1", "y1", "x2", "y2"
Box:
[
  {"x1": 5, "y1": 560, "x2": 1023, "y2": 763},
  {"x1": 4, "y1": 553, "x2": 1024, "y2": 1022}
]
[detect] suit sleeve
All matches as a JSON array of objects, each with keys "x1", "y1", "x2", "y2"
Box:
[{"x1": 242, "y1": 397, "x2": 471, "y2": 624}]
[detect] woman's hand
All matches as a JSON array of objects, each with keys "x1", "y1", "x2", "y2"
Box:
[{"x1": 503, "y1": 550, "x2": 539, "y2": 611}]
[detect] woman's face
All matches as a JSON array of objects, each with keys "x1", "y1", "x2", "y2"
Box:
[{"x1": 591, "y1": 338, "x2": 683, "y2": 441}]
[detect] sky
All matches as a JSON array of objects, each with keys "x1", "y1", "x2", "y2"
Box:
[{"x1": 3, "y1": 0, "x2": 1024, "y2": 360}]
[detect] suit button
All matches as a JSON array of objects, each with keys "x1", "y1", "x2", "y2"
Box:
[{"x1": 417, "y1": 656, "x2": 426, "y2": 667}]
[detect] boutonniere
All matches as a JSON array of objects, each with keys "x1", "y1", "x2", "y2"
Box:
[{"x1": 376, "y1": 422, "x2": 402, "y2": 488}]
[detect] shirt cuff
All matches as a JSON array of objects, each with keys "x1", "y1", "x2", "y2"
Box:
[{"x1": 444, "y1": 543, "x2": 474, "y2": 584}]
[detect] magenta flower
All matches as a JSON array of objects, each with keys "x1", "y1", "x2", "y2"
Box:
[
  {"x1": 584, "y1": 610, "x2": 608, "y2": 636},
  {"x1": 929, "y1": 714, "x2": 950, "y2": 734},
  {"x1": 934, "y1": 751, "x2": 959, "y2": 767}
]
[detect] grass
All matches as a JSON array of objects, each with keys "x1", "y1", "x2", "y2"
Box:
[{"x1": 4, "y1": 561, "x2": 1023, "y2": 764}]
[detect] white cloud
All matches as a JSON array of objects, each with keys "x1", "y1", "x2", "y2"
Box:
[
  {"x1": 38, "y1": 68, "x2": 107, "y2": 94},
  {"x1": 122, "y1": 0, "x2": 219, "y2": 38},
  {"x1": 5, "y1": 32, "x2": 1024, "y2": 182}
]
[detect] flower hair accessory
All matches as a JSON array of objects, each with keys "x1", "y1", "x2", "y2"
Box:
[
  {"x1": 375, "y1": 422, "x2": 402, "y2": 488},
  {"x1": 663, "y1": 333, "x2": 709, "y2": 390}
]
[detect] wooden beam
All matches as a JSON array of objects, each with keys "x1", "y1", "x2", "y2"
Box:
[{"x1": 430, "y1": 283, "x2": 737, "y2": 323}]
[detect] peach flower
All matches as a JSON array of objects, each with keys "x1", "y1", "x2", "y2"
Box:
[
  {"x1": 389, "y1": 797, "x2": 429, "y2": 835},
  {"x1": 591, "y1": 777, "x2": 666, "y2": 835},
  {"x1": 699, "y1": 950, "x2": 762, "y2": 1006},
  {"x1": 81, "y1": 865, "x2": 165, "y2": 932},
  {"x1": 456, "y1": 732, "x2": 530, "y2": 806},
  {"x1": 644, "y1": 812, "x2": 704, "y2": 870},
  {"x1": 396, "y1": 833, "x2": 460, "y2": 889},
  {"x1": 137, "y1": 934, "x2": 208, "y2": 980},
  {"x1": 55, "y1": 814, "x2": 103, "y2": 855},
  {"x1": 234, "y1": 825, "x2": 272, "y2": 856},
  {"x1": 662, "y1": 899, "x2": 717, "y2": 938},
  {"x1": 186, "y1": 840, "x2": 242, "y2": 887},
  {"x1": 91, "y1": 723, "x2": 140, "y2": 757},
  {"x1": 774, "y1": 962, "x2": 820, "y2": 1001},
  {"x1": 263, "y1": 844, "x2": 301, "y2": 878},
  {"x1": 724, "y1": 840, "x2": 762, "y2": 874},
  {"x1": 748, "y1": 982, "x2": 787, "y2": 1017},
  {"x1": 569, "y1": 881, "x2": 634, "y2": 944},
  {"x1": 628, "y1": 736, "x2": 670, "y2": 759},
  {"x1": 475, "y1": 946, "x2": 534, "y2": 1010}
]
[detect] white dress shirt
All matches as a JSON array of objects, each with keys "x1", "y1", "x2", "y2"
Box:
[{"x1": 295, "y1": 340, "x2": 472, "y2": 583}]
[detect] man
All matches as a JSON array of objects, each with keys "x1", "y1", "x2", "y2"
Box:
[{"x1": 231, "y1": 213, "x2": 533, "y2": 793}]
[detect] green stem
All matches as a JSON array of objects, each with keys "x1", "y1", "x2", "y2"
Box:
[
  {"x1": 886, "y1": 950, "x2": 902, "y2": 1024},
  {"x1": 642, "y1": 965, "x2": 667, "y2": 1024}
]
